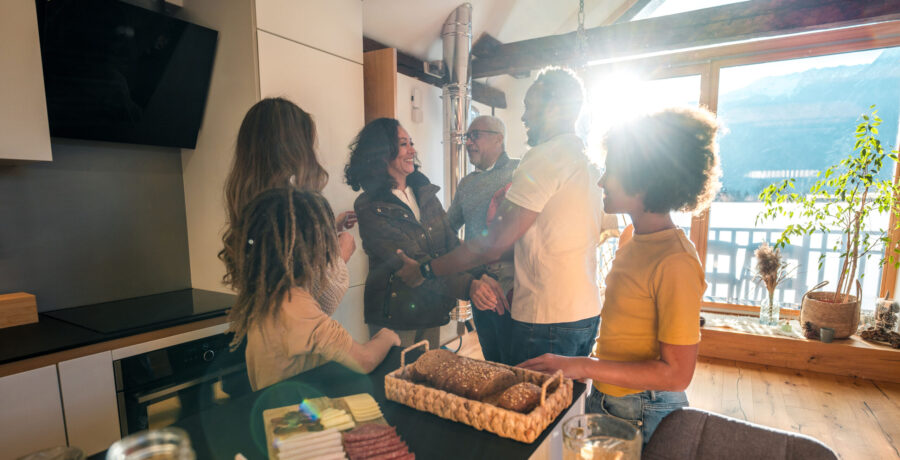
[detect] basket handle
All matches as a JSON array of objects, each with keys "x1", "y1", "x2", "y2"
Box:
[
  {"x1": 801, "y1": 281, "x2": 829, "y2": 309},
  {"x1": 400, "y1": 340, "x2": 430, "y2": 368},
  {"x1": 540, "y1": 371, "x2": 563, "y2": 407}
]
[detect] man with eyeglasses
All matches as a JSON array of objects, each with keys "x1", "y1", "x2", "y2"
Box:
[
  {"x1": 397, "y1": 67, "x2": 617, "y2": 365},
  {"x1": 446, "y1": 115, "x2": 519, "y2": 364}
]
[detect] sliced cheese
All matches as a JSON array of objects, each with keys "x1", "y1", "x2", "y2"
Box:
[
  {"x1": 328, "y1": 420, "x2": 357, "y2": 431},
  {"x1": 321, "y1": 414, "x2": 353, "y2": 428}
]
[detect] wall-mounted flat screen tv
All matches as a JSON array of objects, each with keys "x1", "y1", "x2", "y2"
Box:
[{"x1": 35, "y1": 0, "x2": 218, "y2": 149}]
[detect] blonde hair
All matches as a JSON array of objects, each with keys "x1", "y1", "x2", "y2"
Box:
[
  {"x1": 221, "y1": 188, "x2": 337, "y2": 349},
  {"x1": 224, "y1": 98, "x2": 328, "y2": 228}
]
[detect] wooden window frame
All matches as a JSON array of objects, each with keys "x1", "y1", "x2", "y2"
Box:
[{"x1": 589, "y1": 21, "x2": 900, "y2": 317}]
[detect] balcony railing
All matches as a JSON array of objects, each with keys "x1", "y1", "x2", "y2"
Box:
[{"x1": 703, "y1": 227, "x2": 882, "y2": 311}]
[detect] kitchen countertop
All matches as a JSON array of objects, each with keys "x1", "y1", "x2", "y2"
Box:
[
  {"x1": 172, "y1": 346, "x2": 587, "y2": 460},
  {"x1": 0, "y1": 289, "x2": 235, "y2": 366}
]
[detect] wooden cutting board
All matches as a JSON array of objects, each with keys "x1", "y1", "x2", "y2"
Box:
[
  {"x1": 263, "y1": 394, "x2": 388, "y2": 460},
  {"x1": 0, "y1": 292, "x2": 38, "y2": 329}
]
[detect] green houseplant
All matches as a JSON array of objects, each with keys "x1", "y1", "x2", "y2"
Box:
[{"x1": 756, "y1": 106, "x2": 900, "y2": 337}]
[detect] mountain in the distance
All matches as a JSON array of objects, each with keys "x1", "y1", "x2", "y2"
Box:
[{"x1": 716, "y1": 48, "x2": 900, "y2": 201}]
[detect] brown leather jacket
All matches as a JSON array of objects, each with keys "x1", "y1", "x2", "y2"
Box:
[{"x1": 354, "y1": 171, "x2": 473, "y2": 330}]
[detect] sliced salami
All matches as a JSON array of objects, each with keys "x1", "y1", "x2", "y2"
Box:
[
  {"x1": 345, "y1": 440, "x2": 405, "y2": 459},
  {"x1": 343, "y1": 424, "x2": 395, "y2": 442},
  {"x1": 343, "y1": 433, "x2": 401, "y2": 450},
  {"x1": 361, "y1": 446, "x2": 413, "y2": 460}
]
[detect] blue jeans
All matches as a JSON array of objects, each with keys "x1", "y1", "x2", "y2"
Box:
[
  {"x1": 507, "y1": 315, "x2": 600, "y2": 365},
  {"x1": 472, "y1": 306, "x2": 512, "y2": 364},
  {"x1": 586, "y1": 389, "x2": 689, "y2": 445}
]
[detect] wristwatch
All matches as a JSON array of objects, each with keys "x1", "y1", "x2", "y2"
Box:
[{"x1": 419, "y1": 261, "x2": 436, "y2": 280}]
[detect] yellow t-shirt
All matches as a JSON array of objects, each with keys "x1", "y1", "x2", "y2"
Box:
[
  {"x1": 245, "y1": 287, "x2": 354, "y2": 391},
  {"x1": 593, "y1": 228, "x2": 706, "y2": 397}
]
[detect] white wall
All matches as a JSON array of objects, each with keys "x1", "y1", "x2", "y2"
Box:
[
  {"x1": 396, "y1": 75, "x2": 448, "y2": 204},
  {"x1": 256, "y1": 0, "x2": 368, "y2": 341},
  {"x1": 484, "y1": 75, "x2": 532, "y2": 160},
  {"x1": 179, "y1": 0, "x2": 260, "y2": 294}
]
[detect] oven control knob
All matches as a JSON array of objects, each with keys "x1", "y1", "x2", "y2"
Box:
[{"x1": 202, "y1": 350, "x2": 215, "y2": 362}]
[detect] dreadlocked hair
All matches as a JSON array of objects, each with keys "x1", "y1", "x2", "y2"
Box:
[{"x1": 220, "y1": 188, "x2": 338, "y2": 350}]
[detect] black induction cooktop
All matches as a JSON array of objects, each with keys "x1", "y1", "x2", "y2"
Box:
[{"x1": 43, "y1": 289, "x2": 235, "y2": 334}]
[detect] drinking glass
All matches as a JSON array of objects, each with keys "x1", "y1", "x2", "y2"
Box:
[
  {"x1": 106, "y1": 427, "x2": 195, "y2": 460},
  {"x1": 562, "y1": 414, "x2": 641, "y2": 460}
]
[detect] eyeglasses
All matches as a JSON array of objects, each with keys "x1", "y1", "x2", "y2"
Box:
[{"x1": 465, "y1": 130, "x2": 501, "y2": 141}]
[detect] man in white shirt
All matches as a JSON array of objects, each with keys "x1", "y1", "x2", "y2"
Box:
[{"x1": 397, "y1": 67, "x2": 616, "y2": 363}]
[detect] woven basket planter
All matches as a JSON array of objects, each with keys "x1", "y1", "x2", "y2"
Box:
[
  {"x1": 800, "y1": 281, "x2": 861, "y2": 339},
  {"x1": 384, "y1": 341, "x2": 573, "y2": 443}
]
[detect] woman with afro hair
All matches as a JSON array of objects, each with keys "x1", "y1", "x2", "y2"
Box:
[{"x1": 520, "y1": 106, "x2": 722, "y2": 445}]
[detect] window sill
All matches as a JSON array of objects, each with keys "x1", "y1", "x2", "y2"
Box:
[
  {"x1": 702, "y1": 301, "x2": 799, "y2": 319},
  {"x1": 699, "y1": 326, "x2": 900, "y2": 383}
]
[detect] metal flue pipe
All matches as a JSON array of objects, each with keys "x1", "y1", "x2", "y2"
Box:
[
  {"x1": 442, "y1": 3, "x2": 473, "y2": 326},
  {"x1": 442, "y1": 3, "x2": 472, "y2": 200}
]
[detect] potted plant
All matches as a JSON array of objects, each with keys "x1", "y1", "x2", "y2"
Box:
[{"x1": 756, "y1": 106, "x2": 900, "y2": 338}]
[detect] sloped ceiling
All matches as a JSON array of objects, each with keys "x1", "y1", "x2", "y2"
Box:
[{"x1": 362, "y1": 0, "x2": 633, "y2": 62}]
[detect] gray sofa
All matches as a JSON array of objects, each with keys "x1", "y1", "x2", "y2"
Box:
[{"x1": 642, "y1": 408, "x2": 838, "y2": 459}]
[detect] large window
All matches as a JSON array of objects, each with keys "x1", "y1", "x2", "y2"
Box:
[
  {"x1": 632, "y1": 0, "x2": 748, "y2": 21},
  {"x1": 586, "y1": 28, "x2": 900, "y2": 316},
  {"x1": 587, "y1": 73, "x2": 701, "y2": 235},
  {"x1": 710, "y1": 47, "x2": 900, "y2": 312}
]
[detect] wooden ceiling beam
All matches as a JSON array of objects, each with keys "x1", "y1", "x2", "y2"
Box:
[
  {"x1": 471, "y1": 33, "x2": 503, "y2": 58},
  {"x1": 471, "y1": 0, "x2": 900, "y2": 79},
  {"x1": 363, "y1": 37, "x2": 507, "y2": 109}
]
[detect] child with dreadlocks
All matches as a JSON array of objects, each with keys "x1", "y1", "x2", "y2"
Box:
[{"x1": 223, "y1": 188, "x2": 400, "y2": 391}]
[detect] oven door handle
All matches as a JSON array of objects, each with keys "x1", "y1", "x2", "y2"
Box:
[{"x1": 136, "y1": 363, "x2": 247, "y2": 405}]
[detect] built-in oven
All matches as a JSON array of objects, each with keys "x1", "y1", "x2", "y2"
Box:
[{"x1": 113, "y1": 332, "x2": 251, "y2": 435}]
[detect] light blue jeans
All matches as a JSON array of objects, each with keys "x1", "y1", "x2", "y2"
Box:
[{"x1": 586, "y1": 388, "x2": 689, "y2": 445}]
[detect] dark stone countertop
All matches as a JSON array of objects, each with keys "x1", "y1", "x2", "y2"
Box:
[
  {"x1": 172, "y1": 346, "x2": 587, "y2": 460},
  {"x1": 0, "y1": 289, "x2": 235, "y2": 365}
]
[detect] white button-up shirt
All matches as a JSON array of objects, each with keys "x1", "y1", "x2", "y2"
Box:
[{"x1": 505, "y1": 133, "x2": 616, "y2": 324}]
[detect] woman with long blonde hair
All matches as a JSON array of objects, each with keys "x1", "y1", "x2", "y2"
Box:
[
  {"x1": 222, "y1": 97, "x2": 356, "y2": 316},
  {"x1": 222, "y1": 188, "x2": 399, "y2": 390}
]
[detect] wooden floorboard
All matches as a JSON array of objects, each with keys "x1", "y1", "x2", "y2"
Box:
[{"x1": 456, "y1": 332, "x2": 900, "y2": 459}]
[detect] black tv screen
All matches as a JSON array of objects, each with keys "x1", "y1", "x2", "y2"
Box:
[{"x1": 36, "y1": 0, "x2": 218, "y2": 149}]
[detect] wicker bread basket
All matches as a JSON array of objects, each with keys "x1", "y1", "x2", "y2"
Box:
[{"x1": 384, "y1": 341, "x2": 573, "y2": 443}]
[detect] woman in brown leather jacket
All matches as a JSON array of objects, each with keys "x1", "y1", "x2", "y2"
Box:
[{"x1": 344, "y1": 118, "x2": 502, "y2": 349}]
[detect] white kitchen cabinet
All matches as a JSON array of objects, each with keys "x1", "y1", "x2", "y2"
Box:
[
  {"x1": 0, "y1": 366, "x2": 67, "y2": 460},
  {"x1": 58, "y1": 351, "x2": 120, "y2": 456},
  {"x1": 255, "y1": 0, "x2": 363, "y2": 64},
  {"x1": 257, "y1": 29, "x2": 366, "y2": 284},
  {"x1": 0, "y1": 0, "x2": 52, "y2": 162}
]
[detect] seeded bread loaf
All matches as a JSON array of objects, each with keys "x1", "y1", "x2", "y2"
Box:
[
  {"x1": 442, "y1": 360, "x2": 517, "y2": 400},
  {"x1": 408, "y1": 349, "x2": 456, "y2": 382},
  {"x1": 409, "y1": 350, "x2": 518, "y2": 401},
  {"x1": 497, "y1": 382, "x2": 542, "y2": 413}
]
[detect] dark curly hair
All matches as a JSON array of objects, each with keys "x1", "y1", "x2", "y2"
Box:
[
  {"x1": 345, "y1": 118, "x2": 415, "y2": 193},
  {"x1": 603, "y1": 106, "x2": 722, "y2": 214},
  {"x1": 532, "y1": 66, "x2": 585, "y2": 122},
  {"x1": 220, "y1": 188, "x2": 337, "y2": 349}
]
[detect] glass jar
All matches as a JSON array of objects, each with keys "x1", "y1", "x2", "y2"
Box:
[
  {"x1": 562, "y1": 414, "x2": 641, "y2": 460},
  {"x1": 106, "y1": 427, "x2": 195, "y2": 460}
]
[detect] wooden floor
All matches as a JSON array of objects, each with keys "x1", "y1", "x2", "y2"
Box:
[{"x1": 453, "y1": 331, "x2": 900, "y2": 459}]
